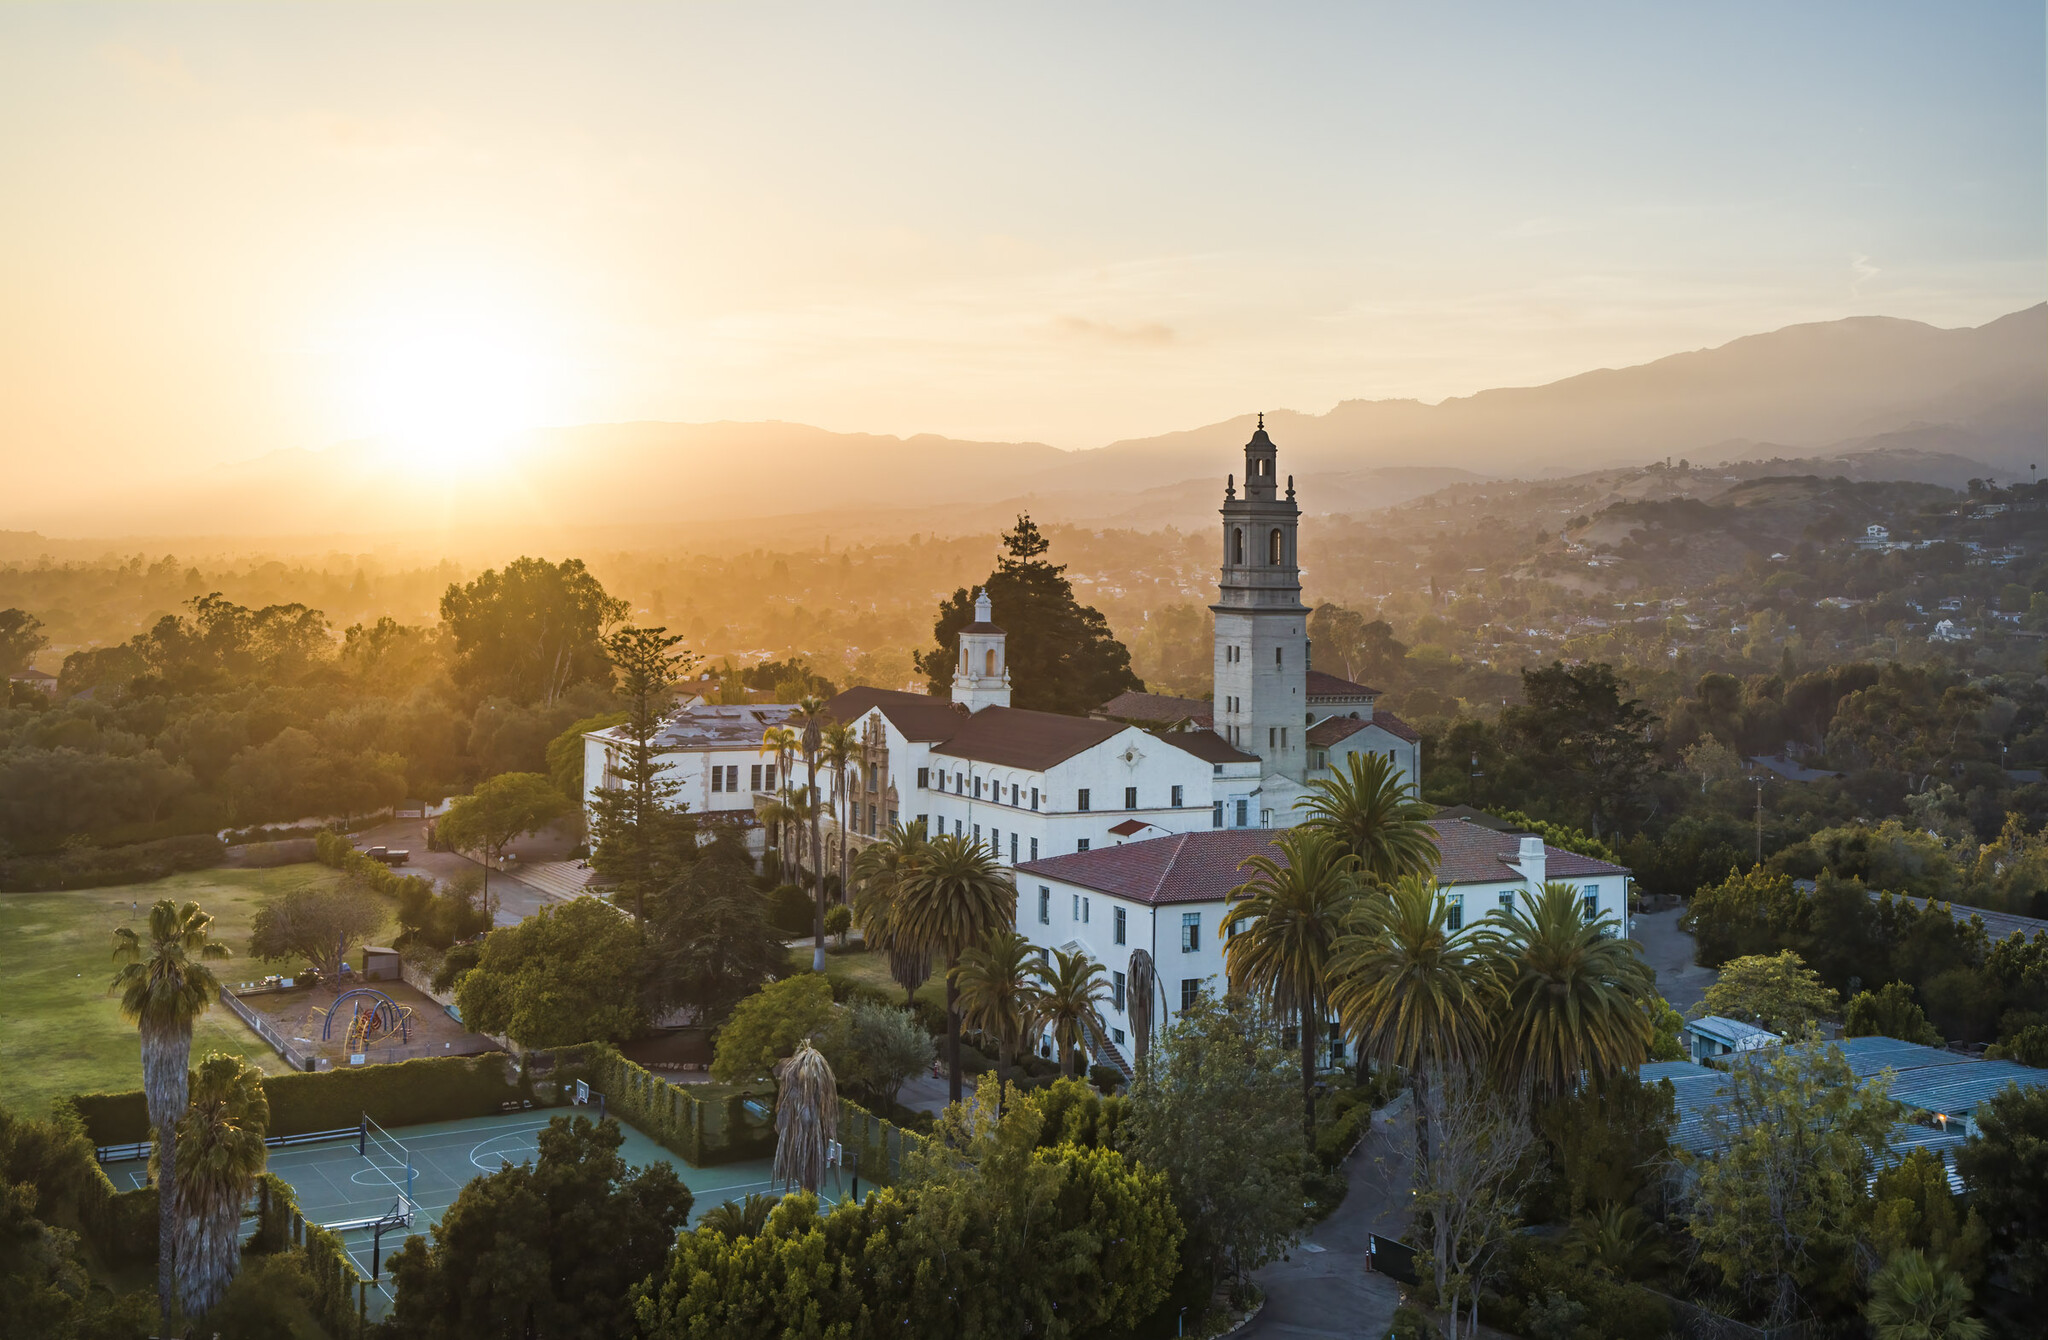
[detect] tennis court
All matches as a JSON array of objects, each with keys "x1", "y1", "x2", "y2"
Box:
[{"x1": 101, "y1": 1105, "x2": 836, "y2": 1308}]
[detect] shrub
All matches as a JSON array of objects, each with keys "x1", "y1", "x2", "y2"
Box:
[
  {"x1": 0, "y1": 832, "x2": 224, "y2": 891},
  {"x1": 765, "y1": 883, "x2": 811, "y2": 936},
  {"x1": 1088, "y1": 1063, "x2": 1123, "y2": 1094}
]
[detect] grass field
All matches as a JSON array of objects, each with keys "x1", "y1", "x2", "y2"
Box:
[
  {"x1": 0, "y1": 863, "x2": 391, "y2": 1116},
  {"x1": 789, "y1": 943, "x2": 947, "y2": 1013}
]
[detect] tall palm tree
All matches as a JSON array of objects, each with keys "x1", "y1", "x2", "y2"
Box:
[
  {"x1": 952, "y1": 928, "x2": 1042, "y2": 1096},
  {"x1": 1326, "y1": 871, "x2": 1501, "y2": 1162},
  {"x1": 1296, "y1": 751, "x2": 1440, "y2": 885},
  {"x1": 173, "y1": 1053, "x2": 269, "y2": 1317},
  {"x1": 760, "y1": 724, "x2": 798, "y2": 880},
  {"x1": 1222, "y1": 827, "x2": 1364, "y2": 1145},
  {"x1": 1492, "y1": 882, "x2": 1658, "y2": 1101},
  {"x1": 772, "y1": 1040, "x2": 839, "y2": 1195},
  {"x1": 892, "y1": 831, "x2": 1017, "y2": 1103},
  {"x1": 851, "y1": 819, "x2": 933, "y2": 1004},
  {"x1": 1031, "y1": 948, "x2": 1112, "y2": 1079},
  {"x1": 819, "y1": 719, "x2": 861, "y2": 907},
  {"x1": 112, "y1": 898, "x2": 232, "y2": 1327},
  {"x1": 795, "y1": 695, "x2": 832, "y2": 972}
]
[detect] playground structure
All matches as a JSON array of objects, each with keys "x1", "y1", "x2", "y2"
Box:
[{"x1": 314, "y1": 987, "x2": 416, "y2": 1052}]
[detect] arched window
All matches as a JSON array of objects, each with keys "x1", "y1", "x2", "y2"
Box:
[
  {"x1": 1233, "y1": 528, "x2": 1245, "y2": 565},
  {"x1": 961, "y1": 646, "x2": 969, "y2": 671},
  {"x1": 984, "y1": 647, "x2": 997, "y2": 676},
  {"x1": 1268, "y1": 528, "x2": 1283, "y2": 564}
]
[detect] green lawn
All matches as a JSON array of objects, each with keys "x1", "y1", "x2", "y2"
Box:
[
  {"x1": 0, "y1": 863, "x2": 387, "y2": 1117},
  {"x1": 791, "y1": 944, "x2": 947, "y2": 1013}
]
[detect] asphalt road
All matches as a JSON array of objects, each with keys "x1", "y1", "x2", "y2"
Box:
[
  {"x1": 344, "y1": 816, "x2": 561, "y2": 928},
  {"x1": 1631, "y1": 906, "x2": 1715, "y2": 1014}
]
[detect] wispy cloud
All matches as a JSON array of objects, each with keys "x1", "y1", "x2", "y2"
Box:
[{"x1": 1052, "y1": 316, "x2": 1175, "y2": 346}]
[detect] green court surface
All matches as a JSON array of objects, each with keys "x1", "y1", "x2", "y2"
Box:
[{"x1": 102, "y1": 1107, "x2": 835, "y2": 1305}]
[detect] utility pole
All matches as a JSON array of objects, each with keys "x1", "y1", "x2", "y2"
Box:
[{"x1": 1752, "y1": 774, "x2": 1765, "y2": 866}]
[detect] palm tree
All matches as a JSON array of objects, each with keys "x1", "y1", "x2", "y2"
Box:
[
  {"x1": 772, "y1": 1040, "x2": 838, "y2": 1194},
  {"x1": 173, "y1": 1053, "x2": 269, "y2": 1317},
  {"x1": 1865, "y1": 1249, "x2": 1988, "y2": 1340},
  {"x1": 1326, "y1": 871, "x2": 1501, "y2": 1163},
  {"x1": 1222, "y1": 827, "x2": 1364, "y2": 1145},
  {"x1": 1492, "y1": 882, "x2": 1658, "y2": 1101},
  {"x1": 851, "y1": 819, "x2": 933, "y2": 1005},
  {"x1": 700, "y1": 1192, "x2": 777, "y2": 1240},
  {"x1": 952, "y1": 928, "x2": 1042, "y2": 1096},
  {"x1": 1296, "y1": 751, "x2": 1440, "y2": 884},
  {"x1": 892, "y1": 832, "x2": 1017, "y2": 1103},
  {"x1": 112, "y1": 898, "x2": 232, "y2": 1327},
  {"x1": 795, "y1": 695, "x2": 832, "y2": 972},
  {"x1": 819, "y1": 719, "x2": 861, "y2": 906},
  {"x1": 760, "y1": 724, "x2": 797, "y2": 880},
  {"x1": 1031, "y1": 948, "x2": 1112, "y2": 1079}
]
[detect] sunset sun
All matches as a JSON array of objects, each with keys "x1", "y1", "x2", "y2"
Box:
[{"x1": 349, "y1": 306, "x2": 560, "y2": 470}]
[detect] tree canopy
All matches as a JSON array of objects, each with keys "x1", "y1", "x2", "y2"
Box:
[
  {"x1": 246, "y1": 875, "x2": 387, "y2": 983},
  {"x1": 454, "y1": 899, "x2": 645, "y2": 1047},
  {"x1": 439, "y1": 557, "x2": 626, "y2": 706},
  {"x1": 917, "y1": 515, "x2": 1141, "y2": 714}
]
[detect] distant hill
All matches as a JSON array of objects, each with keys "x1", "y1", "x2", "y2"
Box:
[{"x1": 13, "y1": 305, "x2": 2039, "y2": 541}]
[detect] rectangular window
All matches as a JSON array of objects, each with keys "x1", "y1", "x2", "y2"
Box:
[
  {"x1": 1181, "y1": 978, "x2": 1201, "y2": 1012},
  {"x1": 1235, "y1": 799, "x2": 1249, "y2": 827},
  {"x1": 918, "y1": 767, "x2": 929, "y2": 789},
  {"x1": 1030, "y1": 837, "x2": 1039, "y2": 860},
  {"x1": 1498, "y1": 891, "x2": 1514, "y2": 912},
  {"x1": 1077, "y1": 788, "x2": 1091, "y2": 811},
  {"x1": 975, "y1": 777, "x2": 983, "y2": 798},
  {"x1": 1212, "y1": 801, "x2": 1223, "y2": 829},
  {"x1": 1171, "y1": 784, "x2": 1183, "y2": 808},
  {"x1": 1072, "y1": 893, "x2": 1080, "y2": 920},
  {"x1": 955, "y1": 771, "x2": 964, "y2": 792},
  {"x1": 1031, "y1": 788, "x2": 1040, "y2": 811},
  {"x1": 1281, "y1": 727, "x2": 1288, "y2": 748},
  {"x1": 1010, "y1": 832, "x2": 1018, "y2": 862},
  {"x1": 1582, "y1": 886, "x2": 1599, "y2": 921},
  {"x1": 1124, "y1": 786, "x2": 1137, "y2": 810},
  {"x1": 1038, "y1": 887, "x2": 1050, "y2": 924},
  {"x1": 1011, "y1": 784, "x2": 1019, "y2": 805},
  {"x1": 1112, "y1": 1027, "x2": 1125, "y2": 1047},
  {"x1": 749, "y1": 764, "x2": 761, "y2": 791},
  {"x1": 711, "y1": 767, "x2": 724, "y2": 793},
  {"x1": 1446, "y1": 894, "x2": 1464, "y2": 932},
  {"x1": 1181, "y1": 912, "x2": 1200, "y2": 953},
  {"x1": 1083, "y1": 897, "x2": 1090, "y2": 924},
  {"x1": 888, "y1": 807, "x2": 898, "y2": 828},
  {"x1": 916, "y1": 813, "x2": 928, "y2": 834},
  {"x1": 955, "y1": 819, "x2": 963, "y2": 837},
  {"x1": 868, "y1": 803, "x2": 878, "y2": 836},
  {"x1": 764, "y1": 765, "x2": 776, "y2": 791},
  {"x1": 1269, "y1": 727, "x2": 1276, "y2": 748},
  {"x1": 1077, "y1": 839, "x2": 1090, "y2": 852},
  {"x1": 974, "y1": 824, "x2": 981, "y2": 847},
  {"x1": 1275, "y1": 646, "x2": 1283, "y2": 666},
  {"x1": 1114, "y1": 906, "x2": 1127, "y2": 945},
  {"x1": 730, "y1": 765, "x2": 741, "y2": 791},
  {"x1": 1113, "y1": 970, "x2": 1127, "y2": 1011}
]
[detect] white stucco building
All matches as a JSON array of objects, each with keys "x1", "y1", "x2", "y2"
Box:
[{"x1": 1014, "y1": 817, "x2": 1634, "y2": 1073}]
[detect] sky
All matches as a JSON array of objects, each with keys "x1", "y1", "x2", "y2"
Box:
[{"x1": 0, "y1": 2, "x2": 2041, "y2": 495}]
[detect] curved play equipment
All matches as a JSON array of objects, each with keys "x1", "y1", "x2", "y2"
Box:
[{"x1": 320, "y1": 987, "x2": 415, "y2": 1048}]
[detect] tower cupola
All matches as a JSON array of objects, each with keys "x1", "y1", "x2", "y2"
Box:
[{"x1": 951, "y1": 588, "x2": 1012, "y2": 712}]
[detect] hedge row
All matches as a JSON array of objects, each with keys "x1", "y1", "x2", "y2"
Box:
[
  {"x1": 70, "y1": 1143, "x2": 157, "y2": 1265},
  {"x1": 314, "y1": 829, "x2": 436, "y2": 903},
  {"x1": 0, "y1": 833, "x2": 226, "y2": 892},
  {"x1": 69, "y1": 1053, "x2": 529, "y2": 1147},
  {"x1": 551, "y1": 1044, "x2": 780, "y2": 1167}
]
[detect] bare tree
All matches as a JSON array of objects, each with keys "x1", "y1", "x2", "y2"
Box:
[{"x1": 1411, "y1": 1059, "x2": 1536, "y2": 1339}]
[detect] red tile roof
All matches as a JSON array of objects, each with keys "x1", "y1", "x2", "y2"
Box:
[
  {"x1": 1107, "y1": 818, "x2": 1166, "y2": 837},
  {"x1": 825, "y1": 687, "x2": 966, "y2": 741},
  {"x1": 1014, "y1": 817, "x2": 1629, "y2": 904},
  {"x1": 1306, "y1": 670, "x2": 1381, "y2": 699},
  {"x1": 1098, "y1": 690, "x2": 1214, "y2": 728},
  {"x1": 1368, "y1": 710, "x2": 1421, "y2": 743},
  {"x1": 930, "y1": 706, "x2": 1128, "y2": 770},
  {"x1": 1306, "y1": 716, "x2": 1371, "y2": 747},
  {"x1": 1152, "y1": 729, "x2": 1259, "y2": 764}
]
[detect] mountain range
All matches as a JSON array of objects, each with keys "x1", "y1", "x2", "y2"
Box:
[{"x1": 12, "y1": 304, "x2": 2041, "y2": 544}]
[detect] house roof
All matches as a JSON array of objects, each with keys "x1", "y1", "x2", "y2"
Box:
[
  {"x1": 1428, "y1": 805, "x2": 1519, "y2": 833},
  {"x1": 1306, "y1": 670, "x2": 1381, "y2": 699},
  {"x1": 1306, "y1": 716, "x2": 1370, "y2": 747},
  {"x1": 1152, "y1": 729, "x2": 1259, "y2": 764},
  {"x1": 1098, "y1": 690, "x2": 1214, "y2": 728},
  {"x1": 825, "y1": 686, "x2": 966, "y2": 742},
  {"x1": 1425, "y1": 817, "x2": 1629, "y2": 886},
  {"x1": 929, "y1": 706, "x2": 1127, "y2": 770},
  {"x1": 1015, "y1": 829, "x2": 1291, "y2": 906},
  {"x1": 1107, "y1": 818, "x2": 1166, "y2": 837},
  {"x1": 1368, "y1": 710, "x2": 1421, "y2": 743},
  {"x1": 1685, "y1": 1016, "x2": 1780, "y2": 1048},
  {"x1": 620, "y1": 703, "x2": 803, "y2": 750},
  {"x1": 1015, "y1": 818, "x2": 1632, "y2": 905}
]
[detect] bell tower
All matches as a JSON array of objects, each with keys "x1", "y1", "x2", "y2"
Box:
[
  {"x1": 951, "y1": 589, "x2": 1012, "y2": 712},
  {"x1": 1211, "y1": 415, "x2": 1308, "y2": 783}
]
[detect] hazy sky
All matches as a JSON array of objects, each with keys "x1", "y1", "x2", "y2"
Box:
[{"x1": 2, "y1": 2, "x2": 2041, "y2": 490}]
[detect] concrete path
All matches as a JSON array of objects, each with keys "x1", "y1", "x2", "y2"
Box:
[
  {"x1": 1631, "y1": 906, "x2": 1715, "y2": 1015},
  {"x1": 1239, "y1": 1097, "x2": 1415, "y2": 1339}
]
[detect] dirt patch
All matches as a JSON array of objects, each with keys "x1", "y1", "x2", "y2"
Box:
[{"x1": 236, "y1": 979, "x2": 495, "y2": 1062}]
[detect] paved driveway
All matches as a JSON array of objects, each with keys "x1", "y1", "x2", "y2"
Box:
[
  {"x1": 1238, "y1": 1097, "x2": 1414, "y2": 1339},
  {"x1": 1631, "y1": 906, "x2": 1715, "y2": 1014},
  {"x1": 343, "y1": 817, "x2": 560, "y2": 928}
]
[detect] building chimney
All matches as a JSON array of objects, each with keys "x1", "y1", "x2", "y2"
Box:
[{"x1": 1514, "y1": 834, "x2": 1546, "y2": 888}]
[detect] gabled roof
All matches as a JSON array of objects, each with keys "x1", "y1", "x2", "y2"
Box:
[
  {"x1": 1152, "y1": 729, "x2": 1259, "y2": 764},
  {"x1": 1098, "y1": 690, "x2": 1214, "y2": 728},
  {"x1": 930, "y1": 706, "x2": 1128, "y2": 770},
  {"x1": 1306, "y1": 716, "x2": 1370, "y2": 747},
  {"x1": 825, "y1": 686, "x2": 966, "y2": 741},
  {"x1": 1107, "y1": 818, "x2": 1167, "y2": 837},
  {"x1": 1016, "y1": 829, "x2": 1290, "y2": 906},
  {"x1": 1017, "y1": 818, "x2": 1633, "y2": 903},
  {"x1": 1369, "y1": 710, "x2": 1421, "y2": 743},
  {"x1": 1306, "y1": 670, "x2": 1381, "y2": 699}
]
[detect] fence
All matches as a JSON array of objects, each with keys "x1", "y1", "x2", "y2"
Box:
[
  {"x1": 837, "y1": 1099, "x2": 926, "y2": 1187},
  {"x1": 219, "y1": 987, "x2": 320, "y2": 1071}
]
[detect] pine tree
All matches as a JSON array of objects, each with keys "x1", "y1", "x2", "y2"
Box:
[
  {"x1": 588, "y1": 625, "x2": 699, "y2": 922},
  {"x1": 916, "y1": 515, "x2": 1142, "y2": 714}
]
